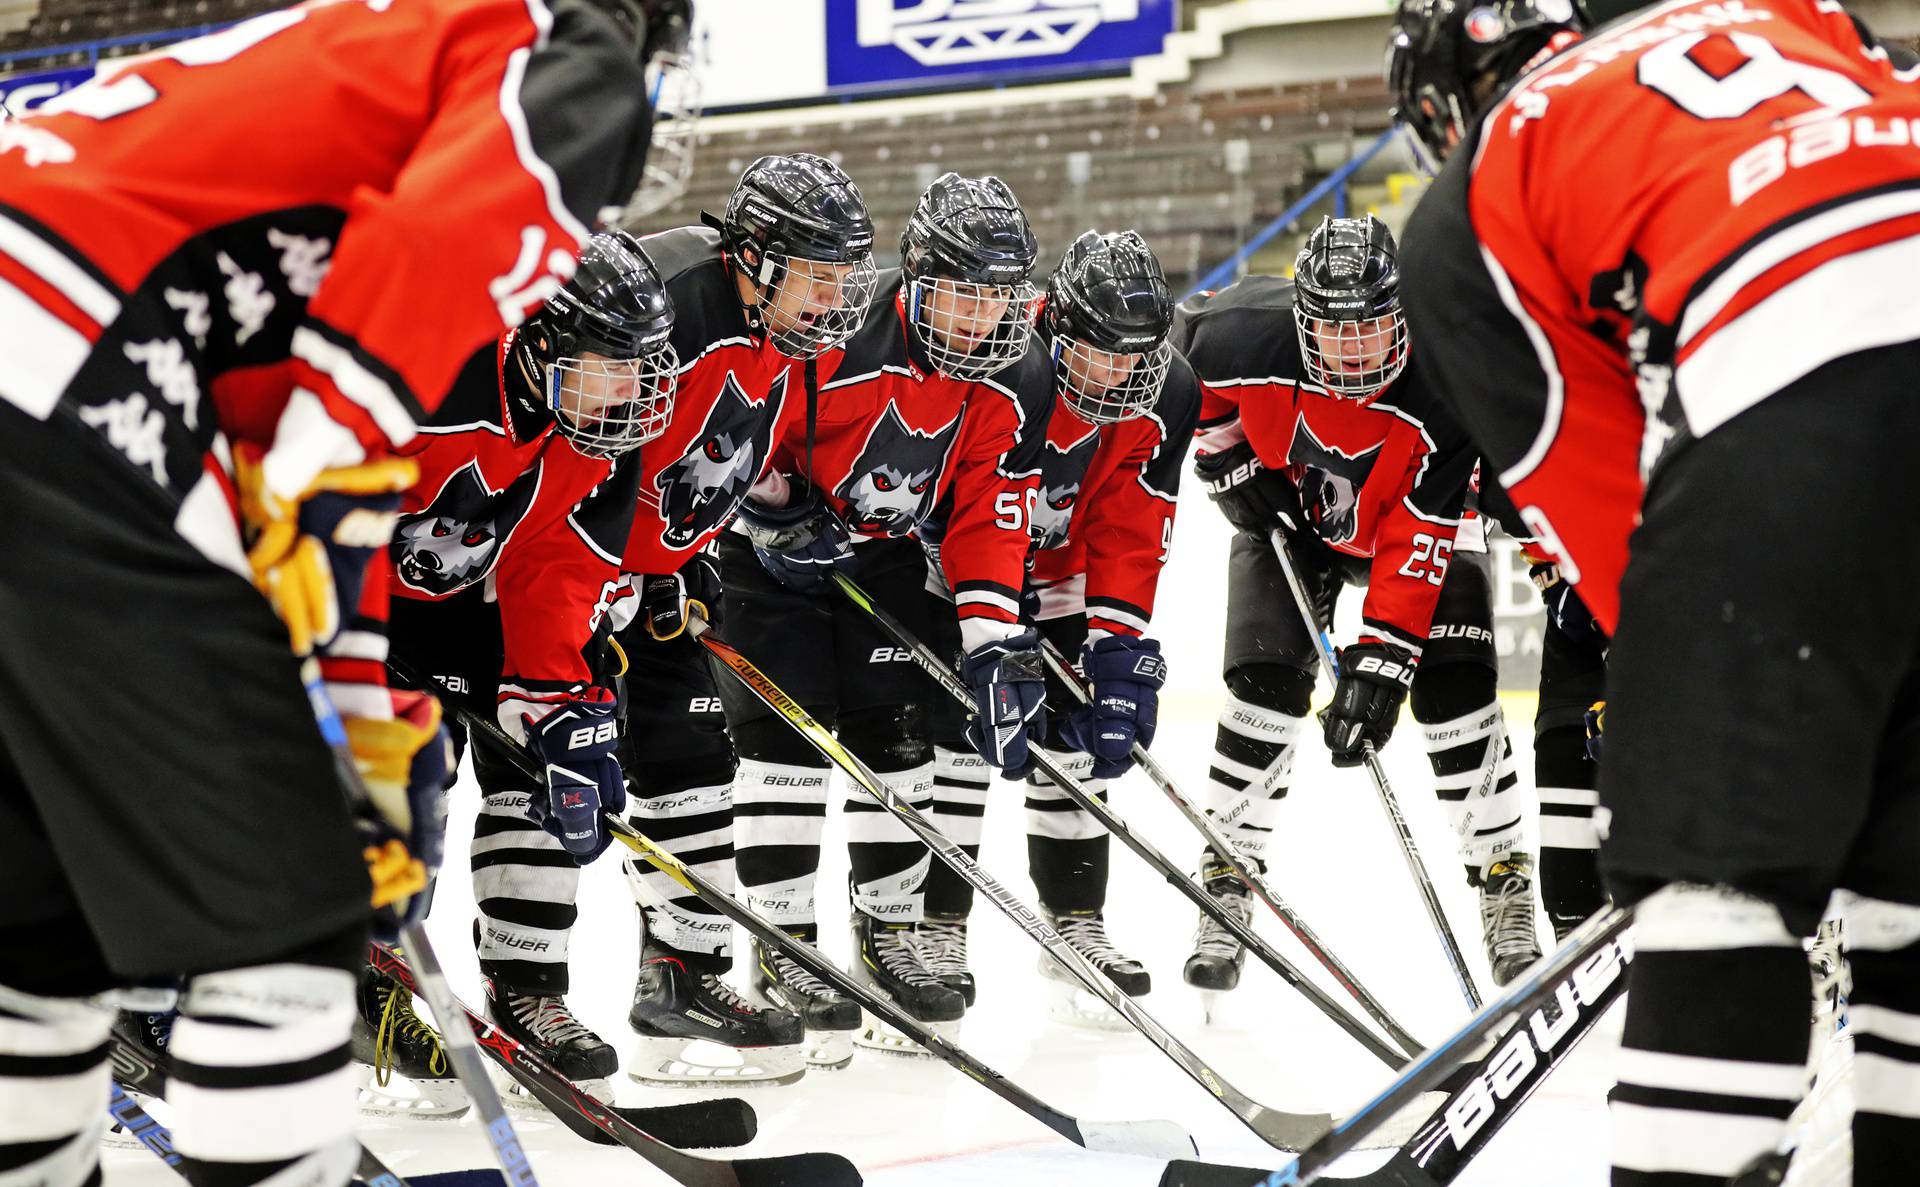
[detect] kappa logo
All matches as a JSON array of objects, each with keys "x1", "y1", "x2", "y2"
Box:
[
  {"x1": 1287, "y1": 419, "x2": 1383, "y2": 547},
  {"x1": 834, "y1": 402, "x2": 963, "y2": 534},
  {"x1": 1034, "y1": 427, "x2": 1101, "y2": 550},
  {"x1": 858, "y1": 0, "x2": 1141, "y2": 67},
  {"x1": 392, "y1": 461, "x2": 541, "y2": 596},
  {"x1": 654, "y1": 370, "x2": 785, "y2": 548}
]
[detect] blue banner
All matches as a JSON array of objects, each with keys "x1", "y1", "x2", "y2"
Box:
[
  {"x1": 0, "y1": 65, "x2": 95, "y2": 117},
  {"x1": 826, "y1": 0, "x2": 1176, "y2": 92}
]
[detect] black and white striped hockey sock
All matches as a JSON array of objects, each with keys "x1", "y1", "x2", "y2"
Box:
[
  {"x1": 1203, "y1": 695, "x2": 1305, "y2": 866},
  {"x1": 1417, "y1": 703, "x2": 1525, "y2": 875},
  {"x1": 1837, "y1": 891, "x2": 1920, "y2": 1183},
  {"x1": 471, "y1": 786, "x2": 580, "y2": 995},
  {"x1": 924, "y1": 746, "x2": 989, "y2": 919},
  {"x1": 623, "y1": 768, "x2": 735, "y2": 970},
  {"x1": 1610, "y1": 884, "x2": 1808, "y2": 1186},
  {"x1": 1024, "y1": 746, "x2": 1111, "y2": 914},
  {"x1": 0, "y1": 988, "x2": 110, "y2": 1187},
  {"x1": 845, "y1": 762, "x2": 935, "y2": 923},
  {"x1": 732, "y1": 759, "x2": 830, "y2": 942},
  {"x1": 169, "y1": 964, "x2": 359, "y2": 1187},
  {"x1": 1535, "y1": 723, "x2": 1605, "y2": 937}
]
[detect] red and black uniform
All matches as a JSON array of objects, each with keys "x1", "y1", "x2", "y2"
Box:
[
  {"x1": 723, "y1": 270, "x2": 1053, "y2": 937},
  {"x1": 1401, "y1": 2, "x2": 1920, "y2": 1177}
]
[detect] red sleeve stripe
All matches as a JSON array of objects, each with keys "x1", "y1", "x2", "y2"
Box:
[
  {"x1": 1086, "y1": 597, "x2": 1149, "y2": 635},
  {"x1": 292, "y1": 325, "x2": 421, "y2": 449}
]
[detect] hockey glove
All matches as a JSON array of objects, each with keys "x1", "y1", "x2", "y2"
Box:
[
  {"x1": 737, "y1": 491, "x2": 855, "y2": 592},
  {"x1": 1060, "y1": 634, "x2": 1168, "y2": 779},
  {"x1": 516, "y1": 690, "x2": 628, "y2": 861},
  {"x1": 640, "y1": 548, "x2": 724, "y2": 640},
  {"x1": 1585, "y1": 699, "x2": 1606, "y2": 763},
  {"x1": 960, "y1": 629, "x2": 1049, "y2": 779},
  {"x1": 1321, "y1": 642, "x2": 1414, "y2": 767},
  {"x1": 236, "y1": 453, "x2": 418, "y2": 656},
  {"x1": 1530, "y1": 562, "x2": 1601, "y2": 644},
  {"x1": 1193, "y1": 441, "x2": 1306, "y2": 536},
  {"x1": 344, "y1": 689, "x2": 453, "y2": 938}
]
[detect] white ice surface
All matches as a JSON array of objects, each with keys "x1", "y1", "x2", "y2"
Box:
[{"x1": 104, "y1": 490, "x2": 1620, "y2": 1186}]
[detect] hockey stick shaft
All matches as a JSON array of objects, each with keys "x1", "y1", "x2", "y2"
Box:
[
  {"x1": 1262, "y1": 905, "x2": 1632, "y2": 1187},
  {"x1": 800, "y1": 579, "x2": 1342, "y2": 1149},
  {"x1": 417, "y1": 674, "x2": 1193, "y2": 1162},
  {"x1": 299, "y1": 660, "x2": 539, "y2": 1187},
  {"x1": 833, "y1": 572, "x2": 1406, "y2": 1070},
  {"x1": 1035, "y1": 635, "x2": 1426, "y2": 1059},
  {"x1": 1264, "y1": 532, "x2": 1482, "y2": 1011},
  {"x1": 108, "y1": 1082, "x2": 182, "y2": 1170}
]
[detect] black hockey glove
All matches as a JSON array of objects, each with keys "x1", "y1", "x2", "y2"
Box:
[
  {"x1": 1530, "y1": 562, "x2": 1601, "y2": 644},
  {"x1": 1585, "y1": 700, "x2": 1606, "y2": 763},
  {"x1": 737, "y1": 491, "x2": 855, "y2": 592},
  {"x1": 640, "y1": 547, "x2": 723, "y2": 640},
  {"x1": 1321, "y1": 641, "x2": 1414, "y2": 767},
  {"x1": 1059, "y1": 634, "x2": 1168, "y2": 779},
  {"x1": 1193, "y1": 441, "x2": 1306, "y2": 536},
  {"x1": 515, "y1": 690, "x2": 627, "y2": 862},
  {"x1": 960, "y1": 629, "x2": 1048, "y2": 779}
]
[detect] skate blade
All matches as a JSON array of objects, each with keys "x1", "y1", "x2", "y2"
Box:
[
  {"x1": 854, "y1": 1009, "x2": 958, "y2": 1057},
  {"x1": 1196, "y1": 989, "x2": 1228, "y2": 1027},
  {"x1": 626, "y1": 1036, "x2": 807, "y2": 1087},
  {"x1": 802, "y1": 1028, "x2": 855, "y2": 1070},
  {"x1": 1043, "y1": 974, "x2": 1139, "y2": 1032},
  {"x1": 486, "y1": 1060, "x2": 613, "y2": 1106},
  {"x1": 354, "y1": 1064, "x2": 470, "y2": 1116}
]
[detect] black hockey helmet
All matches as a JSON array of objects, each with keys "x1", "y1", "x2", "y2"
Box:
[
  {"x1": 1044, "y1": 230, "x2": 1174, "y2": 424},
  {"x1": 710, "y1": 152, "x2": 878, "y2": 358},
  {"x1": 510, "y1": 229, "x2": 679, "y2": 458},
  {"x1": 1387, "y1": 0, "x2": 1585, "y2": 165},
  {"x1": 1292, "y1": 215, "x2": 1409, "y2": 401},
  {"x1": 901, "y1": 172, "x2": 1040, "y2": 380}
]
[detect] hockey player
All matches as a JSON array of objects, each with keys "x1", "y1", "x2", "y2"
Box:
[
  {"x1": 725, "y1": 172, "x2": 1053, "y2": 1053},
  {"x1": 382, "y1": 227, "x2": 677, "y2": 1100},
  {"x1": 1392, "y1": 0, "x2": 1920, "y2": 1180},
  {"x1": 920, "y1": 229, "x2": 1198, "y2": 1021},
  {"x1": 0, "y1": 0, "x2": 666, "y2": 1183},
  {"x1": 1175, "y1": 214, "x2": 1542, "y2": 996},
  {"x1": 428, "y1": 154, "x2": 879, "y2": 1087},
  {"x1": 1527, "y1": 555, "x2": 1608, "y2": 942}
]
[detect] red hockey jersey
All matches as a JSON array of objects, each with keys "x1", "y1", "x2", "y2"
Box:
[
  {"x1": 755, "y1": 272, "x2": 1054, "y2": 651},
  {"x1": 1027, "y1": 349, "x2": 1201, "y2": 640},
  {"x1": 1177, "y1": 276, "x2": 1476, "y2": 658},
  {"x1": 0, "y1": 0, "x2": 651, "y2": 571},
  {"x1": 1402, "y1": 0, "x2": 1920, "y2": 631}
]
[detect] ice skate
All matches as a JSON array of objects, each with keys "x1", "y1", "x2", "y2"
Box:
[
  {"x1": 749, "y1": 934, "x2": 859, "y2": 1070},
  {"x1": 1479, "y1": 855, "x2": 1544, "y2": 987},
  {"x1": 851, "y1": 911, "x2": 965, "y2": 1055},
  {"x1": 350, "y1": 965, "x2": 468, "y2": 1116},
  {"x1": 919, "y1": 916, "x2": 977, "y2": 1008},
  {"x1": 1183, "y1": 855, "x2": 1254, "y2": 1023},
  {"x1": 1039, "y1": 908, "x2": 1149, "y2": 1031},
  {"x1": 627, "y1": 942, "x2": 807, "y2": 1086},
  {"x1": 484, "y1": 978, "x2": 619, "y2": 1103}
]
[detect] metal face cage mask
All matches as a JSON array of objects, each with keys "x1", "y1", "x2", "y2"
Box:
[
  {"x1": 545, "y1": 339, "x2": 679, "y2": 459},
  {"x1": 751, "y1": 250, "x2": 879, "y2": 360},
  {"x1": 1054, "y1": 337, "x2": 1172, "y2": 424},
  {"x1": 907, "y1": 275, "x2": 1039, "y2": 381}
]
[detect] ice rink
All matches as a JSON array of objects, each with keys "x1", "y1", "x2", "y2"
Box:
[{"x1": 105, "y1": 489, "x2": 1621, "y2": 1187}]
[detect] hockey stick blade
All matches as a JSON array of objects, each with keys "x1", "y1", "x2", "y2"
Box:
[
  {"x1": 369, "y1": 945, "x2": 859, "y2": 1187},
  {"x1": 398, "y1": 657, "x2": 1196, "y2": 1164},
  {"x1": 1036, "y1": 635, "x2": 1425, "y2": 1060}
]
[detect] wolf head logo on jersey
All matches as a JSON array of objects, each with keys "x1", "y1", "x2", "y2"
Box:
[
  {"x1": 654, "y1": 370, "x2": 786, "y2": 549},
  {"x1": 392, "y1": 461, "x2": 541, "y2": 596},
  {"x1": 1287, "y1": 419, "x2": 1382, "y2": 547},
  {"x1": 1033, "y1": 429, "x2": 1101, "y2": 551},
  {"x1": 834, "y1": 401, "x2": 964, "y2": 534}
]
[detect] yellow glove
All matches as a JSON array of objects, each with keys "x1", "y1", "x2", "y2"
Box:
[
  {"x1": 344, "y1": 690, "x2": 450, "y2": 916},
  {"x1": 235, "y1": 453, "x2": 418, "y2": 656}
]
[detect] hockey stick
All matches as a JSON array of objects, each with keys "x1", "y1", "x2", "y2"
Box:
[
  {"x1": 299, "y1": 659, "x2": 540, "y2": 1187},
  {"x1": 1265, "y1": 531, "x2": 1483, "y2": 1012},
  {"x1": 108, "y1": 1082, "x2": 182, "y2": 1171},
  {"x1": 698, "y1": 609, "x2": 1428, "y2": 1156},
  {"x1": 1158, "y1": 905, "x2": 1633, "y2": 1186},
  {"x1": 370, "y1": 945, "x2": 861, "y2": 1187},
  {"x1": 406, "y1": 660, "x2": 1196, "y2": 1161},
  {"x1": 1035, "y1": 634, "x2": 1427, "y2": 1059},
  {"x1": 830, "y1": 571, "x2": 1410, "y2": 1076}
]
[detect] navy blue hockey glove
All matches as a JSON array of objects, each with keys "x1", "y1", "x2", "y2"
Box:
[
  {"x1": 1585, "y1": 700, "x2": 1606, "y2": 763},
  {"x1": 737, "y1": 492, "x2": 855, "y2": 591},
  {"x1": 961, "y1": 630, "x2": 1049, "y2": 779},
  {"x1": 641, "y1": 547, "x2": 724, "y2": 640},
  {"x1": 519, "y1": 690, "x2": 627, "y2": 861},
  {"x1": 1193, "y1": 441, "x2": 1306, "y2": 536},
  {"x1": 1321, "y1": 642, "x2": 1414, "y2": 767},
  {"x1": 1060, "y1": 634, "x2": 1168, "y2": 779},
  {"x1": 1530, "y1": 562, "x2": 1601, "y2": 644}
]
